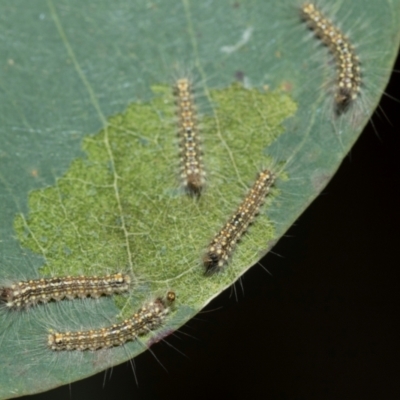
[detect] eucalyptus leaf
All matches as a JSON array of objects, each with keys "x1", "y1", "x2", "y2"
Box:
[{"x1": 0, "y1": 0, "x2": 399, "y2": 398}]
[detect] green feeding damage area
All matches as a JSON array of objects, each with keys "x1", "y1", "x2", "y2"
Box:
[{"x1": 13, "y1": 82, "x2": 297, "y2": 313}]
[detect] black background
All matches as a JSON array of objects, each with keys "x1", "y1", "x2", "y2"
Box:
[{"x1": 22, "y1": 54, "x2": 399, "y2": 400}]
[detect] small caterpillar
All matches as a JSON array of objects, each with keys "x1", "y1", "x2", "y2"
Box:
[
  {"x1": 0, "y1": 272, "x2": 131, "y2": 309},
  {"x1": 173, "y1": 78, "x2": 205, "y2": 195},
  {"x1": 203, "y1": 169, "x2": 275, "y2": 275},
  {"x1": 48, "y1": 291, "x2": 176, "y2": 351},
  {"x1": 300, "y1": 2, "x2": 361, "y2": 114}
]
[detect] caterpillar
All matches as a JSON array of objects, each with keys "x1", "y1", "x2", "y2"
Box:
[
  {"x1": 48, "y1": 291, "x2": 176, "y2": 351},
  {"x1": 203, "y1": 169, "x2": 275, "y2": 275},
  {"x1": 173, "y1": 78, "x2": 205, "y2": 195},
  {"x1": 0, "y1": 272, "x2": 131, "y2": 309},
  {"x1": 300, "y1": 2, "x2": 362, "y2": 114}
]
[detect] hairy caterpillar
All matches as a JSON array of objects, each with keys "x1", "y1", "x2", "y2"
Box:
[
  {"x1": 203, "y1": 169, "x2": 275, "y2": 274},
  {"x1": 300, "y1": 2, "x2": 362, "y2": 114},
  {"x1": 0, "y1": 273, "x2": 131, "y2": 309},
  {"x1": 48, "y1": 291, "x2": 176, "y2": 351},
  {"x1": 173, "y1": 78, "x2": 205, "y2": 195}
]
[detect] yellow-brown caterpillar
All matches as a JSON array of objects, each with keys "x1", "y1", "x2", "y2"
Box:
[
  {"x1": 173, "y1": 78, "x2": 205, "y2": 195},
  {"x1": 48, "y1": 291, "x2": 176, "y2": 351},
  {"x1": 300, "y1": 2, "x2": 361, "y2": 113},
  {"x1": 203, "y1": 170, "x2": 275, "y2": 275},
  {"x1": 0, "y1": 273, "x2": 131, "y2": 309}
]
